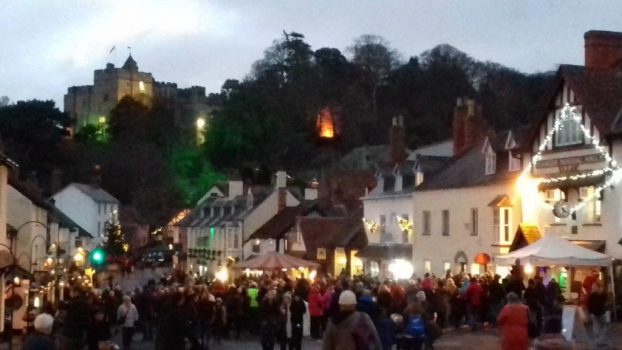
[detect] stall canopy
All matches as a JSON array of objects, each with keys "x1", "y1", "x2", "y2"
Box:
[
  {"x1": 235, "y1": 252, "x2": 319, "y2": 270},
  {"x1": 495, "y1": 235, "x2": 611, "y2": 267}
]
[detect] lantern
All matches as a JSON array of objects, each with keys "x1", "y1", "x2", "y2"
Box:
[{"x1": 474, "y1": 253, "x2": 491, "y2": 272}]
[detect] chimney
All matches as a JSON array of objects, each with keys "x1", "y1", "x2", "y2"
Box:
[
  {"x1": 585, "y1": 30, "x2": 622, "y2": 71},
  {"x1": 464, "y1": 99, "x2": 482, "y2": 149},
  {"x1": 304, "y1": 179, "x2": 319, "y2": 201},
  {"x1": 275, "y1": 170, "x2": 287, "y2": 189},
  {"x1": 50, "y1": 168, "x2": 62, "y2": 195},
  {"x1": 389, "y1": 115, "x2": 406, "y2": 165},
  {"x1": 278, "y1": 188, "x2": 287, "y2": 211},
  {"x1": 453, "y1": 99, "x2": 467, "y2": 155},
  {"x1": 228, "y1": 174, "x2": 244, "y2": 200},
  {"x1": 92, "y1": 164, "x2": 102, "y2": 188}
]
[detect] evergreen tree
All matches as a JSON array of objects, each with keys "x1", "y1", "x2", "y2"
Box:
[{"x1": 104, "y1": 221, "x2": 126, "y2": 257}]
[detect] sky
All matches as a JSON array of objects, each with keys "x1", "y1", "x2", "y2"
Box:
[{"x1": 2, "y1": 0, "x2": 622, "y2": 108}]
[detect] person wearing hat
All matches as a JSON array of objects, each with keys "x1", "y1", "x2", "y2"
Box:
[
  {"x1": 322, "y1": 290, "x2": 382, "y2": 350},
  {"x1": 117, "y1": 295, "x2": 139, "y2": 350},
  {"x1": 24, "y1": 313, "x2": 56, "y2": 350}
]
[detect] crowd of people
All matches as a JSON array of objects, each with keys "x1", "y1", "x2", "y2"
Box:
[{"x1": 22, "y1": 265, "x2": 612, "y2": 350}]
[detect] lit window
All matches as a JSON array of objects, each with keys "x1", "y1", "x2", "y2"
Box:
[
  {"x1": 424, "y1": 260, "x2": 431, "y2": 273},
  {"x1": 443, "y1": 261, "x2": 451, "y2": 273},
  {"x1": 139, "y1": 81, "x2": 145, "y2": 92},
  {"x1": 581, "y1": 186, "x2": 602, "y2": 224},
  {"x1": 555, "y1": 107, "x2": 583, "y2": 147},
  {"x1": 470, "y1": 263, "x2": 480, "y2": 276},
  {"x1": 495, "y1": 207, "x2": 512, "y2": 244},
  {"x1": 485, "y1": 152, "x2": 496, "y2": 175}
]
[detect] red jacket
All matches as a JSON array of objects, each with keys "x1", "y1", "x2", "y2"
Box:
[
  {"x1": 497, "y1": 303, "x2": 529, "y2": 350},
  {"x1": 308, "y1": 289, "x2": 324, "y2": 317},
  {"x1": 465, "y1": 282, "x2": 484, "y2": 307}
]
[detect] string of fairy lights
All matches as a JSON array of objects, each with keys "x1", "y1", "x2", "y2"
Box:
[{"x1": 526, "y1": 103, "x2": 622, "y2": 214}]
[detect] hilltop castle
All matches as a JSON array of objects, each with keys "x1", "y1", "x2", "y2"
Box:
[{"x1": 64, "y1": 55, "x2": 214, "y2": 133}]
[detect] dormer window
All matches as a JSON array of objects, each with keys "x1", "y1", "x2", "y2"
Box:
[
  {"x1": 508, "y1": 151, "x2": 521, "y2": 172},
  {"x1": 485, "y1": 152, "x2": 496, "y2": 175}
]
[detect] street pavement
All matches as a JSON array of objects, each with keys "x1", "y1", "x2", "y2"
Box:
[{"x1": 3, "y1": 321, "x2": 620, "y2": 349}]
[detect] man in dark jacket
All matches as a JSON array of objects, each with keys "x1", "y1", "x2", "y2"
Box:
[
  {"x1": 588, "y1": 282, "x2": 608, "y2": 347},
  {"x1": 25, "y1": 313, "x2": 56, "y2": 350},
  {"x1": 60, "y1": 288, "x2": 90, "y2": 350}
]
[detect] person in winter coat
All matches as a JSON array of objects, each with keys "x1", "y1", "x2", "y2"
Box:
[
  {"x1": 212, "y1": 297, "x2": 228, "y2": 344},
  {"x1": 25, "y1": 313, "x2": 56, "y2": 350},
  {"x1": 588, "y1": 282, "x2": 608, "y2": 347},
  {"x1": 356, "y1": 289, "x2": 379, "y2": 323},
  {"x1": 308, "y1": 286, "x2": 324, "y2": 339},
  {"x1": 86, "y1": 309, "x2": 112, "y2": 350},
  {"x1": 117, "y1": 295, "x2": 139, "y2": 350},
  {"x1": 464, "y1": 277, "x2": 484, "y2": 331},
  {"x1": 322, "y1": 290, "x2": 382, "y2": 350},
  {"x1": 497, "y1": 292, "x2": 529, "y2": 350},
  {"x1": 375, "y1": 308, "x2": 395, "y2": 350},
  {"x1": 279, "y1": 293, "x2": 306, "y2": 350},
  {"x1": 261, "y1": 289, "x2": 283, "y2": 350}
]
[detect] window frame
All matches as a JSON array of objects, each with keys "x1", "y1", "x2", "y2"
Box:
[
  {"x1": 442, "y1": 210, "x2": 450, "y2": 236},
  {"x1": 470, "y1": 208, "x2": 478, "y2": 236},
  {"x1": 422, "y1": 211, "x2": 431, "y2": 236}
]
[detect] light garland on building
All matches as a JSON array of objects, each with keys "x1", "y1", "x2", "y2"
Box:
[
  {"x1": 362, "y1": 218, "x2": 379, "y2": 234},
  {"x1": 523, "y1": 103, "x2": 622, "y2": 214},
  {"x1": 396, "y1": 216, "x2": 414, "y2": 234}
]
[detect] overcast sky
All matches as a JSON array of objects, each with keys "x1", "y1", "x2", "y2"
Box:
[{"x1": 2, "y1": 0, "x2": 622, "y2": 107}]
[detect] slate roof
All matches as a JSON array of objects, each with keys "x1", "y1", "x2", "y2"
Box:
[
  {"x1": 299, "y1": 208, "x2": 367, "y2": 260},
  {"x1": 8, "y1": 177, "x2": 92, "y2": 238},
  {"x1": 415, "y1": 141, "x2": 519, "y2": 191},
  {"x1": 70, "y1": 183, "x2": 120, "y2": 204},
  {"x1": 367, "y1": 156, "x2": 451, "y2": 197}
]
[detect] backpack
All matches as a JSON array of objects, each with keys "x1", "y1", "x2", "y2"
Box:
[{"x1": 405, "y1": 315, "x2": 427, "y2": 338}]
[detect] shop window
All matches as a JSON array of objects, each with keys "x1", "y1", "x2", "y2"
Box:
[{"x1": 424, "y1": 260, "x2": 431, "y2": 273}]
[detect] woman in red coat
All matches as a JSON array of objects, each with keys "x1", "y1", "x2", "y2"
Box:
[
  {"x1": 497, "y1": 292, "x2": 530, "y2": 350},
  {"x1": 308, "y1": 285, "x2": 324, "y2": 339}
]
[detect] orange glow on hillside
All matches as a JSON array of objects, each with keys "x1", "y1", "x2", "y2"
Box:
[{"x1": 316, "y1": 108, "x2": 335, "y2": 139}]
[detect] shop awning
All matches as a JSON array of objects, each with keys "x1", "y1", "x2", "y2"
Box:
[
  {"x1": 355, "y1": 243, "x2": 412, "y2": 260},
  {"x1": 509, "y1": 224, "x2": 542, "y2": 252}
]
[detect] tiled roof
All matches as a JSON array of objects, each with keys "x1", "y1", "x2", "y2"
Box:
[
  {"x1": 355, "y1": 243, "x2": 412, "y2": 260},
  {"x1": 69, "y1": 183, "x2": 120, "y2": 204}
]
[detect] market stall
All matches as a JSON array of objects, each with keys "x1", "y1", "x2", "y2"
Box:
[
  {"x1": 235, "y1": 252, "x2": 319, "y2": 279},
  {"x1": 495, "y1": 235, "x2": 616, "y2": 319}
]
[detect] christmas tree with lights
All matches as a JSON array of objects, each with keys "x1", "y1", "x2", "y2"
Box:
[{"x1": 103, "y1": 210, "x2": 127, "y2": 257}]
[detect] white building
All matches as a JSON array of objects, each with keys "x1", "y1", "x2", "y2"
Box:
[
  {"x1": 516, "y1": 30, "x2": 622, "y2": 265},
  {"x1": 180, "y1": 171, "x2": 299, "y2": 276},
  {"x1": 359, "y1": 116, "x2": 452, "y2": 279},
  {"x1": 411, "y1": 99, "x2": 526, "y2": 277},
  {"x1": 52, "y1": 183, "x2": 120, "y2": 248}
]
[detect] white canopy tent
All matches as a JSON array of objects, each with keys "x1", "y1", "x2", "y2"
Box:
[
  {"x1": 495, "y1": 235, "x2": 611, "y2": 267},
  {"x1": 495, "y1": 235, "x2": 616, "y2": 319}
]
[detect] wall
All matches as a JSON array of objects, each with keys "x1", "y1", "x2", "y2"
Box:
[
  {"x1": 242, "y1": 190, "x2": 299, "y2": 258},
  {"x1": 52, "y1": 186, "x2": 98, "y2": 242},
  {"x1": 412, "y1": 183, "x2": 521, "y2": 277},
  {"x1": 7, "y1": 186, "x2": 48, "y2": 272},
  {"x1": 362, "y1": 194, "x2": 413, "y2": 244}
]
